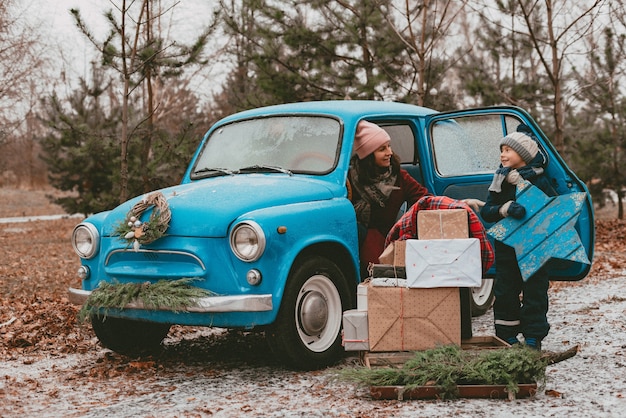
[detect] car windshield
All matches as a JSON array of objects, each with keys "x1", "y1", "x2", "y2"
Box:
[{"x1": 191, "y1": 116, "x2": 341, "y2": 179}]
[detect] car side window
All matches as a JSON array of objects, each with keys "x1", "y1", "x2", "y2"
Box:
[
  {"x1": 381, "y1": 124, "x2": 416, "y2": 164},
  {"x1": 430, "y1": 114, "x2": 524, "y2": 176}
]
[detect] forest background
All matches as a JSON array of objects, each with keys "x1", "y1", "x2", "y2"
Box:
[{"x1": 0, "y1": 0, "x2": 624, "y2": 218}]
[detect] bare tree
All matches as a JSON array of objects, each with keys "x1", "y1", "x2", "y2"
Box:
[
  {"x1": 0, "y1": 1, "x2": 44, "y2": 125},
  {"x1": 385, "y1": 0, "x2": 468, "y2": 107},
  {"x1": 514, "y1": 0, "x2": 606, "y2": 152},
  {"x1": 71, "y1": 0, "x2": 218, "y2": 202},
  {"x1": 0, "y1": 0, "x2": 47, "y2": 187}
]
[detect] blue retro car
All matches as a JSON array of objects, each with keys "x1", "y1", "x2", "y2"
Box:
[{"x1": 69, "y1": 101, "x2": 594, "y2": 370}]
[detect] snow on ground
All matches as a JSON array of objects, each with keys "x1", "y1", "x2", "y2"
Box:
[{"x1": 1, "y1": 275, "x2": 626, "y2": 417}]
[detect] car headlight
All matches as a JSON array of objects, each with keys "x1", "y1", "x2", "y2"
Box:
[
  {"x1": 72, "y1": 223, "x2": 100, "y2": 259},
  {"x1": 230, "y1": 221, "x2": 266, "y2": 262}
]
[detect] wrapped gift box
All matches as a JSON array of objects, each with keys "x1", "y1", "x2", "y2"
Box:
[
  {"x1": 417, "y1": 209, "x2": 468, "y2": 239},
  {"x1": 367, "y1": 284, "x2": 461, "y2": 352},
  {"x1": 378, "y1": 208, "x2": 471, "y2": 268},
  {"x1": 378, "y1": 239, "x2": 407, "y2": 266},
  {"x1": 378, "y1": 239, "x2": 404, "y2": 266},
  {"x1": 342, "y1": 309, "x2": 369, "y2": 351},
  {"x1": 377, "y1": 239, "x2": 481, "y2": 288},
  {"x1": 357, "y1": 282, "x2": 369, "y2": 311},
  {"x1": 369, "y1": 264, "x2": 406, "y2": 278},
  {"x1": 405, "y1": 238, "x2": 481, "y2": 288},
  {"x1": 370, "y1": 277, "x2": 407, "y2": 287}
]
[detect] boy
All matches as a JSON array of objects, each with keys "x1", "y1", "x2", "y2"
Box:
[{"x1": 480, "y1": 126, "x2": 556, "y2": 350}]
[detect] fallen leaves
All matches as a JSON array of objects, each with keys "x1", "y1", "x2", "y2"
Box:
[
  {"x1": 0, "y1": 295, "x2": 94, "y2": 360},
  {"x1": 545, "y1": 389, "x2": 563, "y2": 398}
]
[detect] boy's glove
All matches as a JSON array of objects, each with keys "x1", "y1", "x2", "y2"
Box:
[
  {"x1": 506, "y1": 169, "x2": 521, "y2": 184},
  {"x1": 499, "y1": 200, "x2": 526, "y2": 219}
]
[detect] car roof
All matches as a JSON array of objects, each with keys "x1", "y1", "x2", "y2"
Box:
[{"x1": 216, "y1": 100, "x2": 439, "y2": 125}]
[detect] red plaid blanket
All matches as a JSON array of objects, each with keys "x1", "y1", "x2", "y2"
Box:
[{"x1": 385, "y1": 195, "x2": 495, "y2": 274}]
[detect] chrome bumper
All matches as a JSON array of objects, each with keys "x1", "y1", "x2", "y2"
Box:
[{"x1": 68, "y1": 287, "x2": 273, "y2": 313}]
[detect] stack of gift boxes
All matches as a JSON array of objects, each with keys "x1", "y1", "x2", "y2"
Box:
[{"x1": 343, "y1": 209, "x2": 482, "y2": 352}]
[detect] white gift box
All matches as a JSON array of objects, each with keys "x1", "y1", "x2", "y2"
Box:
[
  {"x1": 404, "y1": 238, "x2": 481, "y2": 288},
  {"x1": 369, "y1": 277, "x2": 407, "y2": 287},
  {"x1": 357, "y1": 282, "x2": 369, "y2": 311},
  {"x1": 342, "y1": 309, "x2": 369, "y2": 351}
]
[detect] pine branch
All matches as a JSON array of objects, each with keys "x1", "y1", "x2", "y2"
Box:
[
  {"x1": 77, "y1": 278, "x2": 214, "y2": 323},
  {"x1": 542, "y1": 345, "x2": 579, "y2": 365},
  {"x1": 338, "y1": 345, "x2": 549, "y2": 399}
]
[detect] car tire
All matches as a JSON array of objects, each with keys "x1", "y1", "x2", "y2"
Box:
[
  {"x1": 266, "y1": 255, "x2": 352, "y2": 371},
  {"x1": 470, "y1": 278, "x2": 495, "y2": 317},
  {"x1": 90, "y1": 315, "x2": 171, "y2": 355}
]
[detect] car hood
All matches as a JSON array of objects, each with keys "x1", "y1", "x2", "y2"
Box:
[{"x1": 103, "y1": 175, "x2": 336, "y2": 238}]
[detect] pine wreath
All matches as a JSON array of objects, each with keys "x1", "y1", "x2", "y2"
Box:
[{"x1": 115, "y1": 191, "x2": 171, "y2": 250}]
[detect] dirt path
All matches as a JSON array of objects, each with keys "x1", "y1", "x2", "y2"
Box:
[{"x1": 1, "y1": 276, "x2": 626, "y2": 417}]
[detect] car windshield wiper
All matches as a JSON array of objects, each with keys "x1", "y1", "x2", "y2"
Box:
[
  {"x1": 238, "y1": 164, "x2": 293, "y2": 175},
  {"x1": 192, "y1": 167, "x2": 237, "y2": 178}
]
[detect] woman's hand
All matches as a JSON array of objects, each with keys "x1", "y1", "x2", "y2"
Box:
[{"x1": 461, "y1": 198, "x2": 485, "y2": 212}]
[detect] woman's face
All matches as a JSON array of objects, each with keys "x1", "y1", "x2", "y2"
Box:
[{"x1": 373, "y1": 141, "x2": 393, "y2": 168}]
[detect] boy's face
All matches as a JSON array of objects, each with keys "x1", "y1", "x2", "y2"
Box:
[{"x1": 500, "y1": 145, "x2": 525, "y2": 169}]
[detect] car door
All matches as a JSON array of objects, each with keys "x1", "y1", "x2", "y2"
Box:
[{"x1": 421, "y1": 106, "x2": 594, "y2": 282}]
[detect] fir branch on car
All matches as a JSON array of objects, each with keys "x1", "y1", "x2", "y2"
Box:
[
  {"x1": 78, "y1": 278, "x2": 214, "y2": 323},
  {"x1": 338, "y1": 345, "x2": 547, "y2": 399}
]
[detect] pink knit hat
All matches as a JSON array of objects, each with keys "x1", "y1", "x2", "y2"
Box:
[{"x1": 353, "y1": 121, "x2": 391, "y2": 159}]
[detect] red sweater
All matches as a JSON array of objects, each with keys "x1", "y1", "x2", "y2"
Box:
[
  {"x1": 351, "y1": 169, "x2": 431, "y2": 236},
  {"x1": 351, "y1": 170, "x2": 431, "y2": 266}
]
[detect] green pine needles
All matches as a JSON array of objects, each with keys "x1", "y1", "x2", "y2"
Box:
[
  {"x1": 339, "y1": 345, "x2": 547, "y2": 399},
  {"x1": 114, "y1": 215, "x2": 168, "y2": 245},
  {"x1": 78, "y1": 278, "x2": 214, "y2": 323}
]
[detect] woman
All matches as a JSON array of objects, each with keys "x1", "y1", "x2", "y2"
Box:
[{"x1": 348, "y1": 120, "x2": 431, "y2": 275}]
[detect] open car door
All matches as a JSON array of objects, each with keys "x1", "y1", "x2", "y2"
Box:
[{"x1": 422, "y1": 106, "x2": 594, "y2": 282}]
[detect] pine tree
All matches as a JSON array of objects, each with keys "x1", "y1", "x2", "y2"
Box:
[
  {"x1": 216, "y1": 0, "x2": 413, "y2": 108},
  {"x1": 39, "y1": 69, "x2": 136, "y2": 214},
  {"x1": 570, "y1": 24, "x2": 626, "y2": 219},
  {"x1": 70, "y1": 0, "x2": 218, "y2": 202},
  {"x1": 39, "y1": 67, "x2": 210, "y2": 215},
  {"x1": 456, "y1": 1, "x2": 551, "y2": 124}
]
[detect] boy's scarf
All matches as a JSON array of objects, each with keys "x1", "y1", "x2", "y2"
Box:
[
  {"x1": 488, "y1": 165, "x2": 544, "y2": 193},
  {"x1": 349, "y1": 166, "x2": 398, "y2": 226}
]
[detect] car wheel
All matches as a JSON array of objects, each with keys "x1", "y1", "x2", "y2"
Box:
[
  {"x1": 267, "y1": 256, "x2": 352, "y2": 370},
  {"x1": 470, "y1": 278, "x2": 495, "y2": 317},
  {"x1": 90, "y1": 315, "x2": 171, "y2": 355}
]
